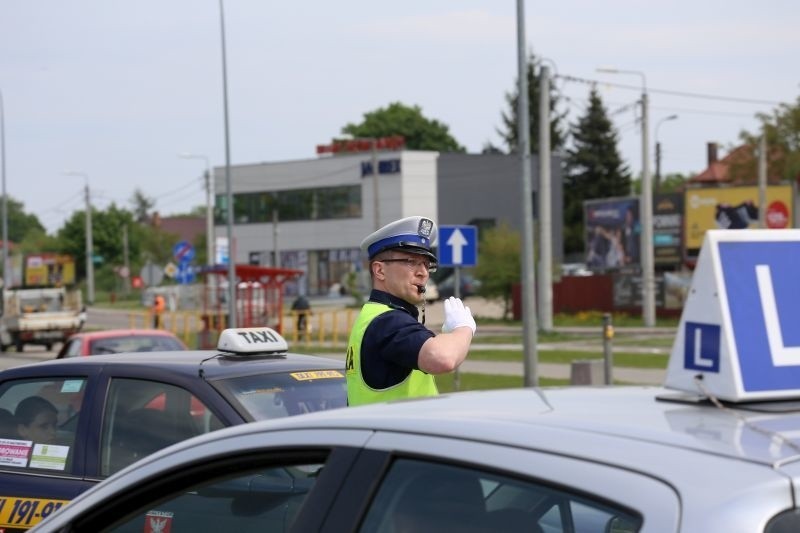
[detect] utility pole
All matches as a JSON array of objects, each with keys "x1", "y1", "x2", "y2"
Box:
[
  {"x1": 84, "y1": 182, "x2": 95, "y2": 304},
  {"x1": 758, "y1": 134, "x2": 767, "y2": 228},
  {"x1": 640, "y1": 90, "x2": 655, "y2": 327},
  {"x1": 272, "y1": 210, "x2": 280, "y2": 267},
  {"x1": 516, "y1": 0, "x2": 539, "y2": 386},
  {"x1": 218, "y1": 0, "x2": 237, "y2": 327},
  {"x1": 538, "y1": 65, "x2": 553, "y2": 332},
  {"x1": 122, "y1": 225, "x2": 130, "y2": 294},
  {"x1": 205, "y1": 168, "x2": 214, "y2": 266},
  {"x1": 0, "y1": 89, "x2": 9, "y2": 288},
  {"x1": 596, "y1": 68, "x2": 655, "y2": 327}
]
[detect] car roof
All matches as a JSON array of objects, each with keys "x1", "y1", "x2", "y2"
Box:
[
  {"x1": 166, "y1": 385, "x2": 800, "y2": 474},
  {"x1": 0, "y1": 350, "x2": 344, "y2": 380}
]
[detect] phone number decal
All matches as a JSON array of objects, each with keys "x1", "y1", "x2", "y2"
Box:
[{"x1": 0, "y1": 497, "x2": 68, "y2": 528}]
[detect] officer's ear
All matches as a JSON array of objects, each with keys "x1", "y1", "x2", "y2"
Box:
[{"x1": 370, "y1": 259, "x2": 386, "y2": 280}]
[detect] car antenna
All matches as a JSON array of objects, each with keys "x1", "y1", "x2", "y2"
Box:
[{"x1": 198, "y1": 353, "x2": 222, "y2": 380}]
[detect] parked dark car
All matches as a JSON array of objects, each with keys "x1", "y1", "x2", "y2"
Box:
[{"x1": 0, "y1": 327, "x2": 345, "y2": 530}]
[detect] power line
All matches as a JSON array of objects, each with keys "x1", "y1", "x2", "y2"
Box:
[{"x1": 556, "y1": 74, "x2": 786, "y2": 106}]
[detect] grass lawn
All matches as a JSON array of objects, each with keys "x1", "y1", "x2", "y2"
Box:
[{"x1": 468, "y1": 349, "x2": 668, "y2": 369}]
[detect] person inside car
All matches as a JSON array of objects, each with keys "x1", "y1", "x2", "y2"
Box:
[{"x1": 15, "y1": 396, "x2": 58, "y2": 444}]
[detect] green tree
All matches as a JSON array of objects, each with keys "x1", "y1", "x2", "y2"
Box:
[
  {"x1": 735, "y1": 94, "x2": 800, "y2": 183},
  {"x1": 474, "y1": 222, "x2": 520, "y2": 320},
  {"x1": 563, "y1": 88, "x2": 631, "y2": 255},
  {"x1": 4, "y1": 197, "x2": 46, "y2": 243},
  {"x1": 496, "y1": 53, "x2": 567, "y2": 154},
  {"x1": 342, "y1": 102, "x2": 465, "y2": 152},
  {"x1": 130, "y1": 188, "x2": 156, "y2": 224},
  {"x1": 56, "y1": 204, "x2": 142, "y2": 282}
]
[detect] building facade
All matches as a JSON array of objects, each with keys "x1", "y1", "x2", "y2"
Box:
[{"x1": 213, "y1": 149, "x2": 562, "y2": 297}]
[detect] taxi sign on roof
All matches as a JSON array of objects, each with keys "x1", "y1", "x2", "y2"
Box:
[
  {"x1": 217, "y1": 327, "x2": 288, "y2": 355},
  {"x1": 665, "y1": 229, "x2": 800, "y2": 402}
]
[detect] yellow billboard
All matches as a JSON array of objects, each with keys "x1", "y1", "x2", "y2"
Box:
[
  {"x1": 684, "y1": 185, "x2": 794, "y2": 255},
  {"x1": 24, "y1": 254, "x2": 76, "y2": 287}
]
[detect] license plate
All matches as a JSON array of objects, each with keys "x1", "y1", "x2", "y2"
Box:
[
  {"x1": 0, "y1": 496, "x2": 69, "y2": 529},
  {"x1": 32, "y1": 331, "x2": 66, "y2": 340}
]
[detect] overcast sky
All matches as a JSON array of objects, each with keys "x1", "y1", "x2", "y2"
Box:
[{"x1": 2, "y1": 1, "x2": 798, "y2": 234}]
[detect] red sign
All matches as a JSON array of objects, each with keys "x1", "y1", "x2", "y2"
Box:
[
  {"x1": 131, "y1": 276, "x2": 144, "y2": 289},
  {"x1": 766, "y1": 201, "x2": 790, "y2": 228},
  {"x1": 144, "y1": 511, "x2": 173, "y2": 533},
  {"x1": 316, "y1": 135, "x2": 405, "y2": 155}
]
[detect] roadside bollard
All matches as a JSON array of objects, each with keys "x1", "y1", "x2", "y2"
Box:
[{"x1": 603, "y1": 313, "x2": 614, "y2": 385}]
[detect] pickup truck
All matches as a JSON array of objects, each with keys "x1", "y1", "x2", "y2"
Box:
[{"x1": 0, "y1": 287, "x2": 84, "y2": 352}]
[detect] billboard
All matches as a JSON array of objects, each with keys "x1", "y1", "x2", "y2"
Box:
[
  {"x1": 584, "y1": 197, "x2": 640, "y2": 271},
  {"x1": 24, "y1": 254, "x2": 76, "y2": 287},
  {"x1": 653, "y1": 193, "x2": 684, "y2": 267},
  {"x1": 684, "y1": 185, "x2": 793, "y2": 259}
]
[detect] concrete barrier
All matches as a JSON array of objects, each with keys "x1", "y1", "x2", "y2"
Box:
[{"x1": 570, "y1": 359, "x2": 605, "y2": 385}]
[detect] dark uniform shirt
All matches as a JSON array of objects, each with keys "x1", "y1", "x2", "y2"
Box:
[{"x1": 361, "y1": 289, "x2": 435, "y2": 389}]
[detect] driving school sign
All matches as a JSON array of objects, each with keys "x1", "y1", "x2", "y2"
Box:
[{"x1": 665, "y1": 229, "x2": 800, "y2": 401}]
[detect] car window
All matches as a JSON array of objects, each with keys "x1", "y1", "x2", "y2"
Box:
[
  {"x1": 100, "y1": 379, "x2": 224, "y2": 476},
  {"x1": 359, "y1": 458, "x2": 642, "y2": 533},
  {"x1": 0, "y1": 378, "x2": 87, "y2": 475},
  {"x1": 89, "y1": 335, "x2": 185, "y2": 355},
  {"x1": 214, "y1": 370, "x2": 346, "y2": 421},
  {"x1": 87, "y1": 460, "x2": 326, "y2": 533}
]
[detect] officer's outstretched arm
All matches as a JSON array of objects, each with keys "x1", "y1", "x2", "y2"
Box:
[{"x1": 418, "y1": 297, "x2": 476, "y2": 374}]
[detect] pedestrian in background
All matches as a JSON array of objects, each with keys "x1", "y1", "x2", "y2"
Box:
[
  {"x1": 346, "y1": 216, "x2": 476, "y2": 406},
  {"x1": 152, "y1": 294, "x2": 165, "y2": 329},
  {"x1": 291, "y1": 294, "x2": 311, "y2": 335}
]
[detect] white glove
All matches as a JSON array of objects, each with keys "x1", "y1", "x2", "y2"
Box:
[{"x1": 442, "y1": 296, "x2": 476, "y2": 336}]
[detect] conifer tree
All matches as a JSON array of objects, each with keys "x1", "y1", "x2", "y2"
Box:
[
  {"x1": 497, "y1": 53, "x2": 566, "y2": 154},
  {"x1": 563, "y1": 87, "x2": 631, "y2": 255}
]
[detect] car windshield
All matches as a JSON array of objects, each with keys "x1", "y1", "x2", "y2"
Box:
[
  {"x1": 213, "y1": 370, "x2": 347, "y2": 421},
  {"x1": 89, "y1": 335, "x2": 185, "y2": 354}
]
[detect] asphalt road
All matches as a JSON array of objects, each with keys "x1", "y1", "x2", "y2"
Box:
[{"x1": 0, "y1": 302, "x2": 675, "y2": 385}]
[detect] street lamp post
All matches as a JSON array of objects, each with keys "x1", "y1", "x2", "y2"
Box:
[
  {"x1": 0, "y1": 89, "x2": 8, "y2": 288},
  {"x1": 596, "y1": 68, "x2": 655, "y2": 327},
  {"x1": 218, "y1": 0, "x2": 236, "y2": 327},
  {"x1": 655, "y1": 115, "x2": 678, "y2": 195},
  {"x1": 63, "y1": 171, "x2": 94, "y2": 304},
  {"x1": 178, "y1": 153, "x2": 215, "y2": 266}
]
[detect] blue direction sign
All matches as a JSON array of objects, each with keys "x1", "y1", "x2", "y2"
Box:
[
  {"x1": 438, "y1": 225, "x2": 478, "y2": 267},
  {"x1": 173, "y1": 240, "x2": 195, "y2": 264},
  {"x1": 175, "y1": 262, "x2": 196, "y2": 285}
]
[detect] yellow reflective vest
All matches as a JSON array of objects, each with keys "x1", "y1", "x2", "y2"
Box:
[{"x1": 346, "y1": 302, "x2": 438, "y2": 406}]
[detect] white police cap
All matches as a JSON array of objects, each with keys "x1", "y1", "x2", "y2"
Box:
[{"x1": 361, "y1": 216, "x2": 438, "y2": 261}]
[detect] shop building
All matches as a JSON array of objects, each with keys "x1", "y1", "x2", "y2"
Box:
[{"x1": 213, "y1": 145, "x2": 562, "y2": 297}]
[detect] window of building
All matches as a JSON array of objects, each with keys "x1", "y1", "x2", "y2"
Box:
[{"x1": 216, "y1": 185, "x2": 361, "y2": 225}]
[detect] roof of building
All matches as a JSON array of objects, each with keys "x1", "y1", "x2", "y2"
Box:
[
  {"x1": 156, "y1": 215, "x2": 205, "y2": 244},
  {"x1": 688, "y1": 144, "x2": 784, "y2": 185}
]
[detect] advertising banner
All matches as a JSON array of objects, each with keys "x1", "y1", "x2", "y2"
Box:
[
  {"x1": 653, "y1": 193, "x2": 684, "y2": 267},
  {"x1": 24, "y1": 254, "x2": 76, "y2": 287},
  {"x1": 584, "y1": 197, "x2": 640, "y2": 271},
  {"x1": 684, "y1": 185, "x2": 793, "y2": 259}
]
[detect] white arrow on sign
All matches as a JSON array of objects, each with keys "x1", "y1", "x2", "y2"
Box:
[{"x1": 446, "y1": 228, "x2": 468, "y2": 265}]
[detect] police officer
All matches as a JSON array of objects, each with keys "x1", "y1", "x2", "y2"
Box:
[{"x1": 346, "y1": 216, "x2": 476, "y2": 406}]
